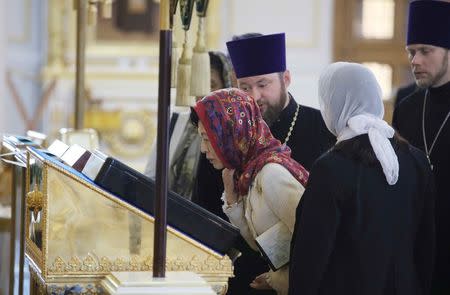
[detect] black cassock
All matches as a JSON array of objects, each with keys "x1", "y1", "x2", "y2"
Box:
[
  {"x1": 193, "y1": 94, "x2": 335, "y2": 295},
  {"x1": 289, "y1": 135, "x2": 435, "y2": 295},
  {"x1": 393, "y1": 82, "x2": 450, "y2": 293}
]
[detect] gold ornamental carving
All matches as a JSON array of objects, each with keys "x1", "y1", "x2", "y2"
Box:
[
  {"x1": 26, "y1": 183, "x2": 44, "y2": 218},
  {"x1": 111, "y1": 257, "x2": 127, "y2": 271},
  {"x1": 25, "y1": 149, "x2": 233, "y2": 295},
  {"x1": 129, "y1": 255, "x2": 141, "y2": 271},
  {"x1": 82, "y1": 255, "x2": 97, "y2": 272},
  {"x1": 49, "y1": 254, "x2": 232, "y2": 274},
  {"x1": 99, "y1": 256, "x2": 112, "y2": 272},
  {"x1": 51, "y1": 257, "x2": 66, "y2": 273},
  {"x1": 67, "y1": 256, "x2": 82, "y2": 272}
]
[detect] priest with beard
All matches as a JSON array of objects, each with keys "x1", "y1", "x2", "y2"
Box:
[
  {"x1": 392, "y1": 1, "x2": 450, "y2": 293},
  {"x1": 227, "y1": 33, "x2": 335, "y2": 170},
  {"x1": 194, "y1": 32, "x2": 335, "y2": 295}
]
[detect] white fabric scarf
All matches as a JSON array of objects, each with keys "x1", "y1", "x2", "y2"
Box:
[{"x1": 318, "y1": 62, "x2": 399, "y2": 185}]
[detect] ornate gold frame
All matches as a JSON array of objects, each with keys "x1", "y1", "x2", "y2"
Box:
[{"x1": 24, "y1": 147, "x2": 233, "y2": 294}]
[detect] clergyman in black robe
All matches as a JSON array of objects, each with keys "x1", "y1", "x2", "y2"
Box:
[{"x1": 392, "y1": 1, "x2": 450, "y2": 293}]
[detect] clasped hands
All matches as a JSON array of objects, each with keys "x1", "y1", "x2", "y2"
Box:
[{"x1": 222, "y1": 168, "x2": 239, "y2": 205}]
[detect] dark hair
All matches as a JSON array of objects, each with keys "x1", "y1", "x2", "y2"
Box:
[
  {"x1": 209, "y1": 52, "x2": 225, "y2": 86},
  {"x1": 209, "y1": 52, "x2": 224, "y2": 73},
  {"x1": 334, "y1": 133, "x2": 408, "y2": 165},
  {"x1": 190, "y1": 107, "x2": 199, "y2": 127},
  {"x1": 231, "y1": 32, "x2": 263, "y2": 41}
]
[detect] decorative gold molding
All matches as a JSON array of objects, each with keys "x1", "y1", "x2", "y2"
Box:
[
  {"x1": 28, "y1": 266, "x2": 47, "y2": 294},
  {"x1": 26, "y1": 183, "x2": 43, "y2": 217},
  {"x1": 48, "y1": 254, "x2": 232, "y2": 275},
  {"x1": 25, "y1": 241, "x2": 44, "y2": 271},
  {"x1": 29, "y1": 263, "x2": 229, "y2": 295},
  {"x1": 25, "y1": 152, "x2": 46, "y2": 272},
  {"x1": 42, "y1": 164, "x2": 49, "y2": 278},
  {"x1": 25, "y1": 148, "x2": 233, "y2": 295},
  {"x1": 25, "y1": 151, "x2": 50, "y2": 278}
]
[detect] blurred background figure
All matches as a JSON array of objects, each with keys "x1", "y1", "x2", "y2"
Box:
[{"x1": 144, "y1": 50, "x2": 235, "y2": 201}]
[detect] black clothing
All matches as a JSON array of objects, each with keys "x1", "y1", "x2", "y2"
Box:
[
  {"x1": 194, "y1": 94, "x2": 335, "y2": 295},
  {"x1": 192, "y1": 153, "x2": 226, "y2": 219},
  {"x1": 270, "y1": 95, "x2": 336, "y2": 170},
  {"x1": 394, "y1": 83, "x2": 419, "y2": 108},
  {"x1": 393, "y1": 81, "x2": 450, "y2": 293},
  {"x1": 289, "y1": 135, "x2": 435, "y2": 295}
]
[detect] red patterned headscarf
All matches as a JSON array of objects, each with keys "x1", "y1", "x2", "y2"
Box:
[{"x1": 194, "y1": 88, "x2": 308, "y2": 196}]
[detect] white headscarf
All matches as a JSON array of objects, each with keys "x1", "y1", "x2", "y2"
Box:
[{"x1": 318, "y1": 62, "x2": 399, "y2": 185}]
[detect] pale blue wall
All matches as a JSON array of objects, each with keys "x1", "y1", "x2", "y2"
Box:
[{"x1": 3, "y1": 0, "x2": 47, "y2": 134}]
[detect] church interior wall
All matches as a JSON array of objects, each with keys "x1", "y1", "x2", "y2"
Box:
[
  {"x1": 0, "y1": 0, "x2": 6, "y2": 133},
  {"x1": 0, "y1": 0, "x2": 335, "y2": 171},
  {"x1": 217, "y1": 0, "x2": 334, "y2": 109},
  {"x1": 3, "y1": 0, "x2": 47, "y2": 134}
]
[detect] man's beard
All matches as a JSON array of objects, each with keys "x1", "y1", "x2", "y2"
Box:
[
  {"x1": 416, "y1": 52, "x2": 449, "y2": 89},
  {"x1": 262, "y1": 87, "x2": 289, "y2": 127}
]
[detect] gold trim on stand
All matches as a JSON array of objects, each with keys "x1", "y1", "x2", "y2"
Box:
[
  {"x1": 25, "y1": 141, "x2": 233, "y2": 295},
  {"x1": 25, "y1": 241, "x2": 44, "y2": 272},
  {"x1": 26, "y1": 184, "x2": 43, "y2": 220},
  {"x1": 47, "y1": 254, "x2": 232, "y2": 275}
]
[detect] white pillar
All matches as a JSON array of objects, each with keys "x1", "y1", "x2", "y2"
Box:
[{"x1": 0, "y1": 0, "x2": 7, "y2": 133}]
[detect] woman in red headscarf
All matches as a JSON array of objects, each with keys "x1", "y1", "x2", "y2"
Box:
[{"x1": 191, "y1": 88, "x2": 308, "y2": 295}]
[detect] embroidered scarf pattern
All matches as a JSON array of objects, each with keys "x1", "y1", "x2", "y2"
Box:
[{"x1": 194, "y1": 88, "x2": 308, "y2": 195}]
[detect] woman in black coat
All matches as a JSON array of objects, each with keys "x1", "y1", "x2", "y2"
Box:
[{"x1": 288, "y1": 62, "x2": 435, "y2": 295}]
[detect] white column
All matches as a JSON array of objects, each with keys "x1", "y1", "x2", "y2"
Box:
[{"x1": 0, "y1": 0, "x2": 7, "y2": 133}]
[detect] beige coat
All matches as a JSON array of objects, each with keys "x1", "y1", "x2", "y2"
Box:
[{"x1": 223, "y1": 163, "x2": 305, "y2": 295}]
